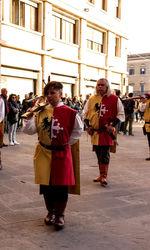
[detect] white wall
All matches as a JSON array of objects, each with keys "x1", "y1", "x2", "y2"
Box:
[
  {"x1": 2, "y1": 47, "x2": 41, "y2": 70},
  {"x1": 2, "y1": 25, "x2": 42, "y2": 51},
  {"x1": 6, "y1": 77, "x2": 34, "y2": 102},
  {"x1": 50, "y1": 58, "x2": 78, "y2": 76}
]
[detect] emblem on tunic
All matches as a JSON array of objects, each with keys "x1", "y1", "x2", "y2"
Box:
[
  {"x1": 42, "y1": 117, "x2": 52, "y2": 139},
  {"x1": 100, "y1": 104, "x2": 108, "y2": 117},
  {"x1": 51, "y1": 118, "x2": 63, "y2": 139},
  {"x1": 95, "y1": 103, "x2": 101, "y2": 116},
  {"x1": 42, "y1": 116, "x2": 63, "y2": 140}
]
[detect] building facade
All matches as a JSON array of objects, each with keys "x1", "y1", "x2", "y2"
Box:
[
  {"x1": 128, "y1": 53, "x2": 150, "y2": 95},
  {"x1": 1, "y1": 0, "x2": 128, "y2": 101}
]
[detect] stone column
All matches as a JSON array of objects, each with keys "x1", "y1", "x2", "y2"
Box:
[
  {"x1": 42, "y1": 2, "x2": 53, "y2": 86},
  {"x1": 78, "y1": 18, "x2": 87, "y2": 99}
]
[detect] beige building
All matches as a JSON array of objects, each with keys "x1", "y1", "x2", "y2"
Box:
[
  {"x1": 128, "y1": 53, "x2": 150, "y2": 95},
  {"x1": 0, "y1": 0, "x2": 128, "y2": 101}
]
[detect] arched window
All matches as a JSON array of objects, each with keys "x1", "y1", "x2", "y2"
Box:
[
  {"x1": 140, "y1": 83, "x2": 144, "y2": 92},
  {"x1": 129, "y1": 67, "x2": 135, "y2": 75},
  {"x1": 140, "y1": 65, "x2": 146, "y2": 75}
]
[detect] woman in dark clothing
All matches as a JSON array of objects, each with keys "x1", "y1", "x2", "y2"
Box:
[
  {"x1": 16, "y1": 95, "x2": 23, "y2": 128},
  {"x1": 7, "y1": 94, "x2": 19, "y2": 146},
  {"x1": 72, "y1": 96, "x2": 82, "y2": 118}
]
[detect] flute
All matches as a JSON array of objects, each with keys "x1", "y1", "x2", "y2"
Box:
[{"x1": 21, "y1": 102, "x2": 48, "y2": 119}]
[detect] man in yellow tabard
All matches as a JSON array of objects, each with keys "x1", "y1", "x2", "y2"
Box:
[
  {"x1": 143, "y1": 94, "x2": 150, "y2": 160},
  {"x1": 23, "y1": 81, "x2": 82, "y2": 230},
  {"x1": 83, "y1": 78, "x2": 125, "y2": 186}
]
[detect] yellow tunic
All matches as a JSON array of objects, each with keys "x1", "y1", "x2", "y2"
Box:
[
  {"x1": 86, "y1": 95, "x2": 102, "y2": 145},
  {"x1": 34, "y1": 106, "x2": 53, "y2": 185},
  {"x1": 144, "y1": 100, "x2": 150, "y2": 133},
  {"x1": 85, "y1": 94, "x2": 117, "y2": 153},
  {"x1": 33, "y1": 105, "x2": 80, "y2": 194}
]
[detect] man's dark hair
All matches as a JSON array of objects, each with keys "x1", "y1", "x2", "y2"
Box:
[
  {"x1": 115, "y1": 90, "x2": 121, "y2": 96},
  {"x1": 29, "y1": 92, "x2": 33, "y2": 97},
  {"x1": 128, "y1": 92, "x2": 133, "y2": 98},
  {"x1": 44, "y1": 81, "x2": 63, "y2": 96}
]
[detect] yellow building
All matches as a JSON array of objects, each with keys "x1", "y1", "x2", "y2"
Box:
[{"x1": 0, "y1": 0, "x2": 128, "y2": 101}]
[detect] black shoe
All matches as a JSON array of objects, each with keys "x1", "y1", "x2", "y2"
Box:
[
  {"x1": 54, "y1": 215, "x2": 65, "y2": 230},
  {"x1": 145, "y1": 157, "x2": 150, "y2": 161},
  {"x1": 44, "y1": 212, "x2": 55, "y2": 225},
  {"x1": 2, "y1": 144, "x2": 8, "y2": 147},
  {"x1": 100, "y1": 177, "x2": 108, "y2": 186}
]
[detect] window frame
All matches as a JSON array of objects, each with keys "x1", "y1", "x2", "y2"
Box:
[
  {"x1": 140, "y1": 83, "x2": 145, "y2": 92},
  {"x1": 101, "y1": 0, "x2": 107, "y2": 11},
  {"x1": 116, "y1": 0, "x2": 121, "y2": 19},
  {"x1": 86, "y1": 26, "x2": 106, "y2": 54},
  {"x1": 115, "y1": 36, "x2": 121, "y2": 57},
  {"x1": 11, "y1": 0, "x2": 25, "y2": 27},
  {"x1": 10, "y1": 0, "x2": 41, "y2": 32},
  {"x1": 129, "y1": 68, "x2": 135, "y2": 75},
  {"x1": 52, "y1": 12, "x2": 78, "y2": 45},
  {"x1": 30, "y1": 4, "x2": 39, "y2": 31},
  {"x1": 140, "y1": 66, "x2": 146, "y2": 75},
  {"x1": 1, "y1": 0, "x2": 4, "y2": 21}
]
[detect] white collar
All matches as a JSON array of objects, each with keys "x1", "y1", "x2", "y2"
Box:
[{"x1": 48, "y1": 102, "x2": 64, "y2": 108}]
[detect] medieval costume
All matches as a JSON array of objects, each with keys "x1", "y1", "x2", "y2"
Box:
[
  {"x1": 143, "y1": 96, "x2": 150, "y2": 160},
  {"x1": 23, "y1": 102, "x2": 82, "y2": 229},
  {"x1": 83, "y1": 87, "x2": 125, "y2": 185}
]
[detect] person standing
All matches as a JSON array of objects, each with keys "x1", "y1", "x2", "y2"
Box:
[
  {"x1": 16, "y1": 95, "x2": 23, "y2": 128},
  {"x1": 22, "y1": 94, "x2": 29, "y2": 114},
  {"x1": 139, "y1": 96, "x2": 147, "y2": 122},
  {"x1": 7, "y1": 94, "x2": 20, "y2": 146},
  {"x1": 27, "y1": 92, "x2": 34, "y2": 108},
  {"x1": 123, "y1": 93, "x2": 135, "y2": 136},
  {"x1": 83, "y1": 94, "x2": 90, "y2": 107},
  {"x1": 83, "y1": 78, "x2": 125, "y2": 186},
  {"x1": 23, "y1": 81, "x2": 82, "y2": 230},
  {"x1": 83, "y1": 94, "x2": 90, "y2": 131},
  {"x1": 134, "y1": 100, "x2": 140, "y2": 122},
  {"x1": 142, "y1": 94, "x2": 150, "y2": 160},
  {"x1": 0, "y1": 88, "x2": 9, "y2": 148},
  {"x1": 115, "y1": 90, "x2": 123, "y2": 134}
]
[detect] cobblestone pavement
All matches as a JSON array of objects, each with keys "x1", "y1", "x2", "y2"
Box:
[{"x1": 0, "y1": 123, "x2": 150, "y2": 250}]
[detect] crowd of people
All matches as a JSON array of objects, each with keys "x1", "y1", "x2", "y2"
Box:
[
  {"x1": 0, "y1": 85, "x2": 149, "y2": 155},
  {"x1": 0, "y1": 90, "x2": 36, "y2": 147},
  {"x1": 0, "y1": 79, "x2": 150, "y2": 230}
]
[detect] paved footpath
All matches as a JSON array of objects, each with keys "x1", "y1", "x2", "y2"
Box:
[{"x1": 0, "y1": 123, "x2": 150, "y2": 250}]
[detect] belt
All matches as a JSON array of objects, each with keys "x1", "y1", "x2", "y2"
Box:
[
  {"x1": 39, "y1": 141, "x2": 68, "y2": 151},
  {"x1": 93, "y1": 128, "x2": 116, "y2": 140}
]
